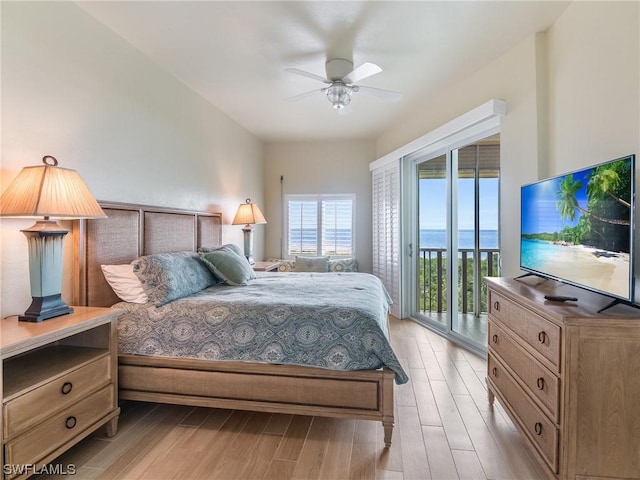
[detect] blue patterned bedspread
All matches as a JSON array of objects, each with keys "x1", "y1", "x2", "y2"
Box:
[{"x1": 114, "y1": 272, "x2": 408, "y2": 384}]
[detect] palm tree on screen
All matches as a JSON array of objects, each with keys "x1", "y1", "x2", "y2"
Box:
[
  {"x1": 587, "y1": 165, "x2": 631, "y2": 212},
  {"x1": 556, "y1": 174, "x2": 581, "y2": 222},
  {"x1": 556, "y1": 166, "x2": 630, "y2": 226}
]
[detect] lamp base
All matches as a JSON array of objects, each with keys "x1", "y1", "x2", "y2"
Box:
[
  {"x1": 242, "y1": 226, "x2": 256, "y2": 265},
  {"x1": 19, "y1": 294, "x2": 74, "y2": 322}
]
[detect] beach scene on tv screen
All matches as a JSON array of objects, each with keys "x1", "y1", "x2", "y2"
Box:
[{"x1": 521, "y1": 158, "x2": 632, "y2": 299}]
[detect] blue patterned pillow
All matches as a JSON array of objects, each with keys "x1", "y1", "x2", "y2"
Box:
[
  {"x1": 132, "y1": 251, "x2": 217, "y2": 306},
  {"x1": 329, "y1": 258, "x2": 358, "y2": 272},
  {"x1": 268, "y1": 258, "x2": 295, "y2": 272},
  {"x1": 270, "y1": 258, "x2": 358, "y2": 272},
  {"x1": 200, "y1": 249, "x2": 256, "y2": 285}
]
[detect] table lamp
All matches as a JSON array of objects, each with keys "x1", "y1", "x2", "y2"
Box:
[
  {"x1": 0, "y1": 155, "x2": 106, "y2": 321},
  {"x1": 232, "y1": 198, "x2": 266, "y2": 264}
]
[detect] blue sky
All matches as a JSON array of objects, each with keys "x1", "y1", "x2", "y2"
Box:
[
  {"x1": 521, "y1": 170, "x2": 590, "y2": 234},
  {"x1": 419, "y1": 178, "x2": 499, "y2": 230}
]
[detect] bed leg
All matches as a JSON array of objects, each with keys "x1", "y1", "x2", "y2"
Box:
[
  {"x1": 383, "y1": 421, "x2": 394, "y2": 447},
  {"x1": 381, "y1": 368, "x2": 395, "y2": 448}
]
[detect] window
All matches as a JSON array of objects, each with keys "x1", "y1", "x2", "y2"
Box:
[{"x1": 285, "y1": 194, "x2": 355, "y2": 257}]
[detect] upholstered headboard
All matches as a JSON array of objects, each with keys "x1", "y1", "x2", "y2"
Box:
[{"x1": 73, "y1": 202, "x2": 222, "y2": 307}]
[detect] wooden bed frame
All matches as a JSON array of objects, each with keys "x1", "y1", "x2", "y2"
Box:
[{"x1": 73, "y1": 202, "x2": 395, "y2": 446}]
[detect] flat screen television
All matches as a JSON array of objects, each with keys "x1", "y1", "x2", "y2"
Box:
[{"x1": 520, "y1": 154, "x2": 635, "y2": 309}]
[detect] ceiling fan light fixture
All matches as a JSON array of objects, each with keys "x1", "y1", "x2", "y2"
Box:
[
  {"x1": 285, "y1": 60, "x2": 400, "y2": 109},
  {"x1": 326, "y1": 83, "x2": 352, "y2": 110}
]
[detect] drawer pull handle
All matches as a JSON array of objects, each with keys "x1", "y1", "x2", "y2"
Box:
[
  {"x1": 534, "y1": 422, "x2": 543, "y2": 436},
  {"x1": 536, "y1": 377, "x2": 545, "y2": 390},
  {"x1": 61, "y1": 382, "x2": 73, "y2": 395},
  {"x1": 491, "y1": 367, "x2": 497, "y2": 377},
  {"x1": 492, "y1": 334, "x2": 499, "y2": 344},
  {"x1": 538, "y1": 331, "x2": 547, "y2": 344},
  {"x1": 493, "y1": 301, "x2": 500, "y2": 311},
  {"x1": 65, "y1": 416, "x2": 77, "y2": 430}
]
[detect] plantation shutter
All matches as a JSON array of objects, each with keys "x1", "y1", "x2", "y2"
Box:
[
  {"x1": 322, "y1": 199, "x2": 353, "y2": 256},
  {"x1": 372, "y1": 160, "x2": 401, "y2": 318},
  {"x1": 286, "y1": 195, "x2": 355, "y2": 257},
  {"x1": 288, "y1": 200, "x2": 319, "y2": 255}
]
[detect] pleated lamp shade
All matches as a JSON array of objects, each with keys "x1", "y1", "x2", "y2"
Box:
[
  {"x1": 0, "y1": 156, "x2": 105, "y2": 219},
  {"x1": 232, "y1": 198, "x2": 266, "y2": 226},
  {"x1": 0, "y1": 156, "x2": 105, "y2": 322}
]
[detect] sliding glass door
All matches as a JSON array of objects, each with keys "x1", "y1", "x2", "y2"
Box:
[
  {"x1": 416, "y1": 153, "x2": 448, "y2": 329},
  {"x1": 413, "y1": 135, "x2": 500, "y2": 351}
]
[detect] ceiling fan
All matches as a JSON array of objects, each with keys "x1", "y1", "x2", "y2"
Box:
[{"x1": 284, "y1": 58, "x2": 402, "y2": 110}]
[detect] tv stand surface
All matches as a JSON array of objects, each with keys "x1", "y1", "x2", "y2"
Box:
[{"x1": 486, "y1": 277, "x2": 640, "y2": 480}]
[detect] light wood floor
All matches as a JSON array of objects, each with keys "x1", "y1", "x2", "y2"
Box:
[
  {"x1": 415, "y1": 312, "x2": 488, "y2": 345},
  {"x1": 36, "y1": 317, "x2": 547, "y2": 480}
]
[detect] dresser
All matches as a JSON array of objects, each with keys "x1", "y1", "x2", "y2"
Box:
[
  {"x1": 486, "y1": 277, "x2": 640, "y2": 480},
  {"x1": 1, "y1": 307, "x2": 120, "y2": 479}
]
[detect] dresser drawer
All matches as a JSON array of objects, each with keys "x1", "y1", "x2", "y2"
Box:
[
  {"x1": 488, "y1": 355, "x2": 559, "y2": 473},
  {"x1": 4, "y1": 385, "x2": 115, "y2": 469},
  {"x1": 3, "y1": 354, "x2": 111, "y2": 440},
  {"x1": 489, "y1": 291, "x2": 561, "y2": 370},
  {"x1": 488, "y1": 321, "x2": 560, "y2": 422}
]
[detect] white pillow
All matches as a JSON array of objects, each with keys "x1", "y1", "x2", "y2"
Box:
[{"x1": 101, "y1": 264, "x2": 148, "y2": 304}]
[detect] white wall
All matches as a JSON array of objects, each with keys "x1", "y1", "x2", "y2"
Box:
[
  {"x1": 263, "y1": 140, "x2": 376, "y2": 273},
  {"x1": 375, "y1": 1, "x2": 639, "y2": 281},
  {"x1": 546, "y1": 1, "x2": 640, "y2": 300},
  {"x1": 0, "y1": 2, "x2": 264, "y2": 317},
  {"x1": 546, "y1": 1, "x2": 639, "y2": 172},
  {"x1": 377, "y1": 35, "x2": 543, "y2": 278}
]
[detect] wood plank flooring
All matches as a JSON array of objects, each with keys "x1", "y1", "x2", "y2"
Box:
[{"x1": 36, "y1": 317, "x2": 547, "y2": 480}]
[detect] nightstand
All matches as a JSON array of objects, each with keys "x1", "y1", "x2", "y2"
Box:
[
  {"x1": 1, "y1": 307, "x2": 121, "y2": 480},
  {"x1": 252, "y1": 261, "x2": 279, "y2": 272}
]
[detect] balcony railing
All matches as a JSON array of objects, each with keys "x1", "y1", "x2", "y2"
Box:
[{"x1": 418, "y1": 247, "x2": 500, "y2": 315}]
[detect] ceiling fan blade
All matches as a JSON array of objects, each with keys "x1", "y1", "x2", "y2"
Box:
[
  {"x1": 356, "y1": 85, "x2": 402, "y2": 102},
  {"x1": 341, "y1": 62, "x2": 382, "y2": 84},
  {"x1": 284, "y1": 68, "x2": 330, "y2": 84},
  {"x1": 284, "y1": 88, "x2": 324, "y2": 102}
]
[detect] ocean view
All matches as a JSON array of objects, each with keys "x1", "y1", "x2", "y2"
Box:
[
  {"x1": 420, "y1": 229, "x2": 499, "y2": 249},
  {"x1": 289, "y1": 229, "x2": 499, "y2": 252}
]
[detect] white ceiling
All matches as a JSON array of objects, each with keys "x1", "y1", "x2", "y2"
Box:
[{"x1": 77, "y1": 1, "x2": 570, "y2": 143}]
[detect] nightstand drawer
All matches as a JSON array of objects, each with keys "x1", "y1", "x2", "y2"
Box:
[
  {"x1": 488, "y1": 321, "x2": 560, "y2": 421},
  {"x1": 489, "y1": 291, "x2": 561, "y2": 370},
  {"x1": 4, "y1": 385, "x2": 115, "y2": 469},
  {"x1": 3, "y1": 354, "x2": 111, "y2": 440},
  {"x1": 488, "y1": 355, "x2": 559, "y2": 473}
]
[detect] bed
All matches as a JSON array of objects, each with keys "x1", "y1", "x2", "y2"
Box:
[{"x1": 72, "y1": 202, "x2": 407, "y2": 446}]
